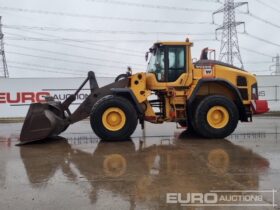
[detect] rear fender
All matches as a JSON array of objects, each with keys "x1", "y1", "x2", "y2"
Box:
[{"x1": 188, "y1": 79, "x2": 248, "y2": 121}]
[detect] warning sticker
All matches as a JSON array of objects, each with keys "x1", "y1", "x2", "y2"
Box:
[{"x1": 197, "y1": 65, "x2": 215, "y2": 78}]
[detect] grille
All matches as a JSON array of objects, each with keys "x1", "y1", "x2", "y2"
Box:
[
  {"x1": 238, "y1": 88, "x2": 248, "y2": 100},
  {"x1": 237, "y1": 76, "x2": 247, "y2": 86}
]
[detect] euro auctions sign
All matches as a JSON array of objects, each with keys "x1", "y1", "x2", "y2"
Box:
[
  {"x1": 166, "y1": 190, "x2": 277, "y2": 207},
  {"x1": 0, "y1": 77, "x2": 113, "y2": 118},
  {"x1": 0, "y1": 92, "x2": 50, "y2": 104},
  {"x1": 0, "y1": 75, "x2": 279, "y2": 118},
  {"x1": 0, "y1": 91, "x2": 91, "y2": 104}
]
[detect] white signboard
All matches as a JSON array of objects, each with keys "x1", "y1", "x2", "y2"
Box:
[
  {"x1": 0, "y1": 75, "x2": 279, "y2": 118},
  {"x1": 256, "y1": 75, "x2": 280, "y2": 111},
  {"x1": 0, "y1": 77, "x2": 114, "y2": 118}
]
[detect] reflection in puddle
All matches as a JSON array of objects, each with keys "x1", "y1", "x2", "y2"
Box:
[{"x1": 18, "y1": 131, "x2": 270, "y2": 208}]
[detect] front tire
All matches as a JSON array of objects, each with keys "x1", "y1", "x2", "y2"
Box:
[
  {"x1": 194, "y1": 95, "x2": 239, "y2": 138},
  {"x1": 90, "y1": 96, "x2": 138, "y2": 141}
]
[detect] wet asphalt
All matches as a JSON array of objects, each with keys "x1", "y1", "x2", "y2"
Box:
[{"x1": 0, "y1": 117, "x2": 279, "y2": 210}]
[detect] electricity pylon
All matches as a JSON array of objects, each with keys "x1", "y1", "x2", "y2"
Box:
[
  {"x1": 213, "y1": 0, "x2": 248, "y2": 69},
  {"x1": 0, "y1": 16, "x2": 9, "y2": 78}
]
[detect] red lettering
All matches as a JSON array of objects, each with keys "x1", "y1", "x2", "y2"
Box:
[
  {"x1": 22, "y1": 92, "x2": 35, "y2": 103},
  {"x1": 6, "y1": 93, "x2": 20, "y2": 104},
  {"x1": 36, "y1": 92, "x2": 50, "y2": 102},
  {"x1": 0, "y1": 93, "x2": 6, "y2": 104}
]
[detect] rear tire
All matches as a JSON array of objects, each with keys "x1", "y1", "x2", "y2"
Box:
[
  {"x1": 178, "y1": 120, "x2": 197, "y2": 135},
  {"x1": 90, "y1": 95, "x2": 138, "y2": 141},
  {"x1": 194, "y1": 95, "x2": 239, "y2": 138},
  {"x1": 178, "y1": 120, "x2": 187, "y2": 127}
]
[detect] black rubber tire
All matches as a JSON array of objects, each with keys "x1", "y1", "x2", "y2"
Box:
[
  {"x1": 90, "y1": 95, "x2": 138, "y2": 141},
  {"x1": 178, "y1": 120, "x2": 187, "y2": 127},
  {"x1": 194, "y1": 95, "x2": 239, "y2": 139}
]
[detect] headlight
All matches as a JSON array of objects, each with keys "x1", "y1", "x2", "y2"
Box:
[{"x1": 251, "y1": 83, "x2": 258, "y2": 100}]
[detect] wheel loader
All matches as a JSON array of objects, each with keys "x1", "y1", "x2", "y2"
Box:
[{"x1": 19, "y1": 39, "x2": 269, "y2": 144}]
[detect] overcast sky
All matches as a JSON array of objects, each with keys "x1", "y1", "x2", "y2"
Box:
[{"x1": 0, "y1": 0, "x2": 280, "y2": 78}]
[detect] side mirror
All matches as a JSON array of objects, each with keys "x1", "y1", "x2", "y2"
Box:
[
  {"x1": 192, "y1": 58, "x2": 198, "y2": 63},
  {"x1": 145, "y1": 52, "x2": 149, "y2": 61}
]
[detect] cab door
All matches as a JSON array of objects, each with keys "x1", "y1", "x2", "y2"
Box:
[
  {"x1": 146, "y1": 45, "x2": 192, "y2": 90},
  {"x1": 165, "y1": 46, "x2": 186, "y2": 83}
]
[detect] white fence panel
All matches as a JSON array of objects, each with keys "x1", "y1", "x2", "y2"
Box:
[
  {"x1": 0, "y1": 75, "x2": 279, "y2": 118},
  {"x1": 0, "y1": 77, "x2": 114, "y2": 118}
]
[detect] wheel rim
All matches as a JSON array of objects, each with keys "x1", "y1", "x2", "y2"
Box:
[
  {"x1": 103, "y1": 154, "x2": 127, "y2": 177},
  {"x1": 207, "y1": 149, "x2": 229, "y2": 174},
  {"x1": 207, "y1": 106, "x2": 229, "y2": 129},
  {"x1": 102, "y1": 107, "x2": 126, "y2": 131}
]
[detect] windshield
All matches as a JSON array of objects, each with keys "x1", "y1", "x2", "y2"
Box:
[{"x1": 147, "y1": 47, "x2": 165, "y2": 81}]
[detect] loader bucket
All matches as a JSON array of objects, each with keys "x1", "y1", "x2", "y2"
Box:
[
  {"x1": 18, "y1": 71, "x2": 129, "y2": 145},
  {"x1": 19, "y1": 102, "x2": 69, "y2": 145}
]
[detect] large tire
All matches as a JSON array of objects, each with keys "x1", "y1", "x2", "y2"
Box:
[
  {"x1": 90, "y1": 95, "x2": 138, "y2": 141},
  {"x1": 194, "y1": 95, "x2": 239, "y2": 138},
  {"x1": 178, "y1": 120, "x2": 187, "y2": 127},
  {"x1": 178, "y1": 120, "x2": 197, "y2": 134}
]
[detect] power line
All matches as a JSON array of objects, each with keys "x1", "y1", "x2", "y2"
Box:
[
  {"x1": 246, "y1": 12, "x2": 280, "y2": 30},
  {"x1": 0, "y1": 6, "x2": 213, "y2": 25},
  {"x1": 8, "y1": 61, "x2": 116, "y2": 77},
  {"x1": 5, "y1": 31, "x2": 143, "y2": 57},
  {"x1": 5, "y1": 36, "x2": 155, "y2": 42},
  {"x1": 242, "y1": 32, "x2": 280, "y2": 48},
  {"x1": 5, "y1": 35, "x2": 216, "y2": 43},
  {"x1": 6, "y1": 28, "x2": 144, "y2": 54},
  {"x1": 7, "y1": 51, "x2": 134, "y2": 70},
  {"x1": 87, "y1": 0, "x2": 213, "y2": 12},
  {"x1": 240, "y1": 47, "x2": 273, "y2": 58},
  {"x1": 255, "y1": 0, "x2": 280, "y2": 15},
  {"x1": 2, "y1": 24, "x2": 215, "y2": 36},
  {"x1": 9, "y1": 64, "x2": 85, "y2": 76},
  {"x1": 6, "y1": 43, "x2": 145, "y2": 67}
]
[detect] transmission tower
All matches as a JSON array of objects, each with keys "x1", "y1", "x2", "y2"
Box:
[
  {"x1": 213, "y1": 0, "x2": 248, "y2": 69},
  {"x1": 270, "y1": 54, "x2": 280, "y2": 75},
  {"x1": 0, "y1": 16, "x2": 9, "y2": 78}
]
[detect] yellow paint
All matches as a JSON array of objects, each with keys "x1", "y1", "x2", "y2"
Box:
[
  {"x1": 146, "y1": 72, "x2": 193, "y2": 90},
  {"x1": 144, "y1": 101, "x2": 156, "y2": 118},
  {"x1": 207, "y1": 106, "x2": 229, "y2": 129},
  {"x1": 102, "y1": 107, "x2": 126, "y2": 131},
  {"x1": 127, "y1": 40, "x2": 258, "y2": 124},
  {"x1": 130, "y1": 73, "x2": 151, "y2": 103},
  {"x1": 155, "y1": 41, "x2": 193, "y2": 47}
]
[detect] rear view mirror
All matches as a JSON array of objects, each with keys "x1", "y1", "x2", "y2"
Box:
[{"x1": 145, "y1": 52, "x2": 149, "y2": 61}]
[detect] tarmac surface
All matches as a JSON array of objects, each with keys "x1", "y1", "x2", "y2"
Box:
[{"x1": 0, "y1": 117, "x2": 279, "y2": 210}]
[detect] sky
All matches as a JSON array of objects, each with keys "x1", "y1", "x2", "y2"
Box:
[{"x1": 0, "y1": 0, "x2": 280, "y2": 78}]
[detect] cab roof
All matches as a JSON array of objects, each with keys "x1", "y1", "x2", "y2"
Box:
[{"x1": 155, "y1": 41, "x2": 193, "y2": 46}]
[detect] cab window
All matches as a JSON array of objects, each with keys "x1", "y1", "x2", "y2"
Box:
[
  {"x1": 167, "y1": 46, "x2": 186, "y2": 82},
  {"x1": 147, "y1": 45, "x2": 186, "y2": 82},
  {"x1": 147, "y1": 47, "x2": 165, "y2": 82}
]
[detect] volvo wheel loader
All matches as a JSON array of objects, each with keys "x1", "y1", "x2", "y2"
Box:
[{"x1": 19, "y1": 39, "x2": 269, "y2": 144}]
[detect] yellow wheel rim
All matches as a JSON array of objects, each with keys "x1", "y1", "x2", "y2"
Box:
[
  {"x1": 102, "y1": 107, "x2": 126, "y2": 131},
  {"x1": 207, "y1": 149, "x2": 229, "y2": 175},
  {"x1": 207, "y1": 106, "x2": 229, "y2": 129},
  {"x1": 103, "y1": 154, "x2": 127, "y2": 177}
]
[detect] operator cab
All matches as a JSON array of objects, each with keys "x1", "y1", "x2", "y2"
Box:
[{"x1": 146, "y1": 43, "x2": 188, "y2": 83}]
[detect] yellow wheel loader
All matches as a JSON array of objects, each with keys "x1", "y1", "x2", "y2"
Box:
[{"x1": 19, "y1": 39, "x2": 269, "y2": 144}]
